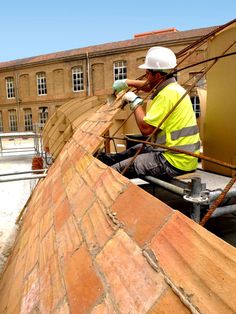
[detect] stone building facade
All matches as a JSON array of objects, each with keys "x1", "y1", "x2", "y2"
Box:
[{"x1": 0, "y1": 26, "x2": 216, "y2": 133}]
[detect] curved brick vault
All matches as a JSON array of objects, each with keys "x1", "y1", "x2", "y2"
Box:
[{"x1": 0, "y1": 98, "x2": 236, "y2": 313}]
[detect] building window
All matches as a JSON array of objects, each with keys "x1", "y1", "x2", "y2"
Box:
[
  {"x1": 191, "y1": 96, "x2": 201, "y2": 118},
  {"x1": 113, "y1": 60, "x2": 127, "y2": 81},
  {"x1": 39, "y1": 106, "x2": 48, "y2": 126},
  {"x1": 24, "y1": 108, "x2": 33, "y2": 131},
  {"x1": 6, "y1": 77, "x2": 15, "y2": 99},
  {"x1": 72, "y1": 67, "x2": 84, "y2": 92},
  {"x1": 8, "y1": 109, "x2": 17, "y2": 132},
  {"x1": 36, "y1": 72, "x2": 47, "y2": 95},
  {"x1": 0, "y1": 111, "x2": 3, "y2": 132}
]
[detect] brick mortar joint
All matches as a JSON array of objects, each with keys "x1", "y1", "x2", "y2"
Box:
[{"x1": 142, "y1": 249, "x2": 201, "y2": 314}]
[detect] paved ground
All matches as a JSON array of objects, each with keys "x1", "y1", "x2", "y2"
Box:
[{"x1": 0, "y1": 139, "x2": 38, "y2": 272}]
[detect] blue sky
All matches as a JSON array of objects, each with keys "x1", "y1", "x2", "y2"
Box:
[{"x1": 0, "y1": 0, "x2": 235, "y2": 62}]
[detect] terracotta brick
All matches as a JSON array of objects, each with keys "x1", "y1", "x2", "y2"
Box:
[
  {"x1": 111, "y1": 183, "x2": 173, "y2": 246},
  {"x1": 82, "y1": 158, "x2": 107, "y2": 187},
  {"x1": 52, "y1": 174, "x2": 67, "y2": 207},
  {"x1": 74, "y1": 152, "x2": 93, "y2": 175},
  {"x1": 54, "y1": 196, "x2": 71, "y2": 232},
  {"x1": 80, "y1": 120, "x2": 96, "y2": 133},
  {"x1": 148, "y1": 287, "x2": 190, "y2": 313},
  {"x1": 70, "y1": 182, "x2": 95, "y2": 221},
  {"x1": 40, "y1": 227, "x2": 55, "y2": 271},
  {"x1": 39, "y1": 255, "x2": 65, "y2": 313},
  {"x1": 24, "y1": 236, "x2": 39, "y2": 276},
  {"x1": 56, "y1": 215, "x2": 83, "y2": 262},
  {"x1": 80, "y1": 201, "x2": 114, "y2": 255},
  {"x1": 72, "y1": 129, "x2": 85, "y2": 144},
  {"x1": 14, "y1": 245, "x2": 27, "y2": 277},
  {"x1": 69, "y1": 145, "x2": 86, "y2": 165},
  {"x1": 85, "y1": 134, "x2": 104, "y2": 154},
  {"x1": 6, "y1": 268, "x2": 24, "y2": 314},
  {"x1": 92, "y1": 121, "x2": 112, "y2": 136},
  {"x1": 149, "y1": 211, "x2": 236, "y2": 314},
  {"x1": 61, "y1": 163, "x2": 75, "y2": 187},
  {"x1": 41, "y1": 180, "x2": 53, "y2": 209},
  {"x1": 63, "y1": 243, "x2": 104, "y2": 314},
  {"x1": 64, "y1": 170, "x2": 83, "y2": 201},
  {"x1": 39, "y1": 207, "x2": 54, "y2": 239},
  {"x1": 20, "y1": 265, "x2": 40, "y2": 314},
  {"x1": 94, "y1": 168, "x2": 128, "y2": 208},
  {"x1": 53, "y1": 298, "x2": 70, "y2": 314},
  {"x1": 91, "y1": 295, "x2": 116, "y2": 314},
  {"x1": 96, "y1": 230, "x2": 167, "y2": 313}
]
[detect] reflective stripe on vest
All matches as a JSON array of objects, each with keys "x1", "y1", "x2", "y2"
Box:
[
  {"x1": 156, "y1": 125, "x2": 199, "y2": 146},
  {"x1": 171, "y1": 125, "x2": 199, "y2": 141},
  {"x1": 171, "y1": 141, "x2": 201, "y2": 153},
  {"x1": 156, "y1": 134, "x2": 166, "y2": 144}
]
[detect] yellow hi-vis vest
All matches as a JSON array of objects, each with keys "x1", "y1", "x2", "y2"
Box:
[{"x1": 144, "y1": 82, "x2": 200, "y2": 171}]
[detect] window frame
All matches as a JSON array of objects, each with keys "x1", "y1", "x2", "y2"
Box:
[
  {"x1": 0, "y1": 111, "x2": 3, "y2": 132},
  {"x1": 191, "y1": 95, "x2": 201, "y2": 119},
  {"x1": 8, "y1": 109, "x2": 18, "y2": 132},
  {"x1": 36, "y1": 72, "x2": 47, "y2": 96},
  {"x1": 72, "y1": 67, "x2": 84, "y2": 92},
  {"x1": 38, "y1": 106, "x2": 48, "y2": 126},
  {"x1": 23, "y1": 108, "x2": 33, "y2": 131},
  {"x1": 6, "y1": 77, "x2": 15, "y2": 99},
  {"x1": 113, "y1": 60, "x2": 127, "y2": 81}
]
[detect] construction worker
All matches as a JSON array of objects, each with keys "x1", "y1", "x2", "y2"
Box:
[{"x1": 99, "y1": 46, "x2": 200, "y2": 179}]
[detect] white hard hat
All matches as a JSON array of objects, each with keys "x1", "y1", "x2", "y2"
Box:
[{"x1": 139, "y1": 46, "x2": 177, "y2": 71}]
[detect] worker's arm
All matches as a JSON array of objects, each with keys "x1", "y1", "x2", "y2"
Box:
[
  {"x1": 126, "y1": 79, "x2": 152, "y2": 92},
  {"x1": 133, "y1": 105, "x2": 156, "y2": 136},
  {"x1": 122, "y1": 91, "x2": 158, "y2": 137},
  {"x1": 113, "y1": 79, "x2": 152, "y2": 93}
]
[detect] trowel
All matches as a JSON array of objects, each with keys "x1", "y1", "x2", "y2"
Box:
[{"x1": 107, "y1": 91, "x2": 117, "y2": 106}]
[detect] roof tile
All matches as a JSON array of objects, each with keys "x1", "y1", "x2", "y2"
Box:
[
  {"x1": 149, "y1": 211, "x2": 236, "y2": 313},
  {"x1": 112, "y1": 183, "x2": 173, "y2": 246},
  {"x1": 148, "y1": 287, "x2": 191, "y2": 313},
  {"x1": 39, "y1": 255, "x2": 65, "y2": 313},
  {"x1": 20, "y1": 265, "x2": 40, "y2": 313},
  {"x1": 94, "y1": 168, "x2": 129, "y2": 208},
  {"x1": 80, "y1": 200, "x2": 115, "y2": 255},
  {"x1": 54, "y1": 196, "x2": 71, "y2": 232},
  {"x1": 56, "y1": 215, "x2": 83, "y2": 263},
  {"x1": 70, "y1": 182, "x2": 96, "y2": 221},
  {"x1": 96, "y1": 229, "x2": 167, "y2": 313},
  {"x1": 63, "y1": 243, "x2": 104, "y2": 313}
]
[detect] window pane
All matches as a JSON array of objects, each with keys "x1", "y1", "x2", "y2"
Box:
[
  {"x1": 39, "y1": 106, "x2": 48, "y2": 126},
  {"x1": 191, "y1": 96, "x2": 201, "y2": 118},
  {"x1": 72, "y1": 67, "x2": 84, "y2": 92},
  {"x1": 8, "y1": 109, "x2": 18, "y2": 132},
  {"x1": 0, "y1": 111, "x2": 3, "y2": 132},
  {"x1": 6, "y1": 77, "x2": 15, "y2": 99},
  {"x1": 37, "y1": 72, "x2": 47, "y2": 95},
  {"x1": 113, "y1": 61, "x2": 127, "y2": 81},
  {"x1": 24, "y1": 108, "x2": 33, "y2": 131}
]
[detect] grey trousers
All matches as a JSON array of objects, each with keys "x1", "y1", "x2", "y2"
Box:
[{"x1": 98, "y1": 144, "x2": 186, "y2": 179}]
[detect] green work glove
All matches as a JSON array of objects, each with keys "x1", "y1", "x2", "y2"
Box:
[
  {"x1": 122, "y1": 91, "x2": 143, "y2": 111},
  {"x1": 113, "y1": 79, "x2": 128, "y2": 93}
]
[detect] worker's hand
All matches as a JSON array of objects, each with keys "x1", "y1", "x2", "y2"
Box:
[
  {"x1": 113, "y1": 79, "x2": 128, "y2": 93},
  {"x1": 122, "y1": 91, "x2": 143, "y2": 111}
]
